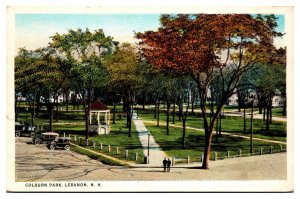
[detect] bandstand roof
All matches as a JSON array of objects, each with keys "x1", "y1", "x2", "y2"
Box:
[{"x1": 90, "y1": 100, "x2": 109, "y2": 111}]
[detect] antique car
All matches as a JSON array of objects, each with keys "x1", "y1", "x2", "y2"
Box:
[
  {"x1": 15, "y1": 122, "x2": 36, "y2": 137},
  {"x1": 48, "y1": 137, "x2": 71, "y2": 150},
  {"x1": 32, "y1": 132, "x2": 59, "y2": 145}
]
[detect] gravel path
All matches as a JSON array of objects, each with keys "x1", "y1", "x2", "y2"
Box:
[{"x1": 132, "y1": 112, "x2": 167, "y2": 166}]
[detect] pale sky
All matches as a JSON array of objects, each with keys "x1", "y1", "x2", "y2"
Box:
[{"x1": 15, "y1": 14, "x2": 286, "y2": 54}]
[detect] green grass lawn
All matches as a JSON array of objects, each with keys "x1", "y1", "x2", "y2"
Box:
[
  {"x1": 145, "y1": 124, "x2": 285, "y2": 161},
  {"x1": 137, "y1": 109, "x2": 286, "y2": 142},
  {"x1": 16, "y1": 105, "x2": 286, "y2": 164},
  {"x1": 17, "y1": 108, "x2": 145, "y2": 163}
]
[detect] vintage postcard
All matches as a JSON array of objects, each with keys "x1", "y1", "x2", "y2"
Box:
[{"x1": 6, "y1": 6, "x2": 294, "y2": 192}]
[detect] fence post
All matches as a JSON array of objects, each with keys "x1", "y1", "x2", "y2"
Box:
[
  {"x1": 187, "y1": 155, "x2": 190, "y2": 164},
  {"x1": 270, "y1": 146, "x2": 273, "y2": 154},
  {"x1": 227, "y1": 151, "x2": 230, "y2": 158},
  {"x1": 214, "y1": 152, "x2": 218, "y2": 161},
  {"x1": 63, "y1": 132, "x2": 65, "y2": 137},
  {"x1": 238, "y1": 149, "x2": 242, "y2": 157},
  {"x1": 93, "y1": 142, "x2": 96, "y2": 148},
  {"x1": 86, "y1": 139, "x2": 89, "y2": 146},
  {"x1": 280, "y1": 145, "x2": 283, "y2": 152},
  {"x1": 116, "y1": 147, "x2": 119, "y2": 155},
  {"x1": 108, "y1": 145, "x2": 111, "y2": 153},
  {"x1": 100, "y1": 143, "x2": 103, "y2": 150},
  {"x1": 172, "y1": 157, "x2": 175, "y2": 166},
  {"x1": 260, "y1": 147, "x2": 263, "y2": 155},
  {"x1": 78, "y1": 137, "x2": 81, "y2": 145},
  {"x1": 135, "y1": 153, "x2": 138, "y2": 161},
  {"x1": 124, "y1": 150, "x2": 128, "y2": 158},
  {"x1": 68, "y1": 134, "x2": 70, "y2": 138},
  {"x1": 74, "y1": 135, "x2": 77, "y2": 141}
]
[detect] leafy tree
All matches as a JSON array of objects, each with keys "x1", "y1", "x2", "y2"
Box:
[
  {"x1": 49, "y1": 28, "x2": 114, "y2": 139},
  {"x1": 137, "y1": 14, "x2": 281, "y2": 169},
  {"x1": 104, "y1": 43, "x2": 142, "y2": 137},
  {"x1": 15, "y1": 47, "x2": 68, "y2": 130}
]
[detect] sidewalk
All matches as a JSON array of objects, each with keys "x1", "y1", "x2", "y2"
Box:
[{"x1": 132, "y1": 112, "x2": 167, "y2": 166}]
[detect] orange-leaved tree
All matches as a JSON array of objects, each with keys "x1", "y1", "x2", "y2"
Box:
[{"x1": 137, "y1": 14, "x2": 282, "y2": 169}]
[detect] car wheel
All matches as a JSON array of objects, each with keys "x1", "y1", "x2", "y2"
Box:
[
  {"x1": 15, "y1": 132, "x2": 21, "y2": 137},
  {"x1": 49, "y1": 144, "x2": 56, "y2": 150},
  {"x1": 64, "y1": 145, "x2": 70, "y2": 150},
  {"x1": 30, "y1": 132, "x2": 35, "y2": 137},
  {"x1": 35, "y1": 140, "x2": 40, "y2": 145}
]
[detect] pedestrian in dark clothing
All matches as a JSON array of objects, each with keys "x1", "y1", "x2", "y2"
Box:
[
  {"x1": 167, "y1": 158, "x2": 171, "y2": 172},
  {"x1": 163, "y1": 158, "x2": 167, "y2": 172}
]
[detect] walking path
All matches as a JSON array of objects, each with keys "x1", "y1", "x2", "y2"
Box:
[
  {"x1": 143, "y1": 120, "x2": 287, "y2": 145},
  {"x1": 132, "y1": 112, "x2": 167, "y2": 166}
]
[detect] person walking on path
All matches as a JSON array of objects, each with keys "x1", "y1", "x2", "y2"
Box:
[
  {"x1": 163, "y1": 158, "x2": 167, "y2": 172},
  {"x1": 167, "y1": 158, "x2": 171, "y2": 172}
]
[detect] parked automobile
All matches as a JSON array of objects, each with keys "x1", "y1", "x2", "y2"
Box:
[
  {"x1": 48, "y1": 137, "x2": 71, "y2": 150},
  {"x1": 32, "y1": 132, "x2": 59, "y2": 145},
  {"x1": 15, "y1": 122, "x2": 36, "y2": 137}
]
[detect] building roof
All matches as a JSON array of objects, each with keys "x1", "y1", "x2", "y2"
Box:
[{"x1": 90, "y1": 100, "x2": 109, "y2": 111}]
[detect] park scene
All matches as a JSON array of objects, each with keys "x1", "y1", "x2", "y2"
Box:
[{"x1": 14, "y1": 13, "x2": 287, "y2": 183}]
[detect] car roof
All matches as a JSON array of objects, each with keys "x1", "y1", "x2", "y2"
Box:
[
  {"x1": 57, "y1": 137, "x2": 71, "y2": 140},
  {"x1": 41, "y1": 132, "x2": 59, "y2": 136}
]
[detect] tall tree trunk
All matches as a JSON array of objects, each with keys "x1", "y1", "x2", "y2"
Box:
[
  {"x1": 36, "y1": 95, "x2": 40, "y2": 117},
  {"x1": 282, "y1": 96, "x2": 286, "y2": 116},
  {"x1": 113, "y1": 101, "x2": 116, "y2": 124},
  {"x1": 250, "y1": 100, "x2": 254, "y2": 153},
  {"x1": 48, "y1": 104, "x2": 54, "y2": 132},
  {"x1": 172, "y1": 102, "x2": 175, "y2": 124},
  {"x1": 55, "y1": 95, "x2": 59, "y2": 122},
  {"x1": 263, "y1": 101, "x2": 266, "y2": 122},
  {"x1": 166, "y1": 100, "x2": 170, "y2": 135},
  {"x1": 215, "y1": 116, "x2": 219, "y2": 143},
  {"x1": 157, "y1": 100, "x2": 160, "y2": 127},
  {"x1": 85, "y1": 87, "x2": 92, "y2": 140},
  {"x1": 219, "y1": 112, "x2": 222, "y2": 137},
  {"x1": 142, "y1": 93, "x2": 146, "y2": 110},
  {"x1": 266, "y1": 98, "x2": 270, "y2": 133},
  {"x1": 181, "y1": 99, "x2": 190, "y2": 148},
  {"x1": 243, "y1": 106, "x2": 246, "y2": 134},
  {"x1": 154, "y1": 100, "x2": 157, "y2": 119},
  {"x1": 178, "y1": 104, "x2": 182, "y2": 122},
  {"x1": 269, "y1": 96, "x2": 273, "y2": 124}
]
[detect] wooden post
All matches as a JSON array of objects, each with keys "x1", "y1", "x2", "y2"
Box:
[
  {"x1": 238, "y1": 149, "x2": 242, "y2": 157},
  {"x1": 270, "y1": 146, "x2": 273, "y2": 154},
  {"x1": 214, "y1": 152, "x2": 217, "y2": 161},
  {"x1": 93, "y1": 142, "x2": 96, "y2": 148},
  {"x1": 100, "y1": 143, "x2": 103, "y2": 150},
  {"x1": 108, "y1": 145, "x2": 111, "y2": 153},
  {"x1": 116, "y1": 147, "x2": 119, "y2": 155},
  {"x1": 260, "y1": 147, "x2": 263, "y2": 155},
  {"x1": 280, "y1": 145, "x2": 283, "y2": 152},
  {"x1": 227, "y1": 151, "x2": 230, "y2": 158},
  {"x1": 86, "y1": 139, "x2": 89, "y2": 146},
  {"x1": 78, "y1": 137, "x2": 81, "y2": 145},
  {"x1": 63, "y1": 132, "x2": 65, "y2": 137},
  {"x1": 172, "y1": 157, "x2": 175, "y2": 166},
  {"x1": 74, "y1": 135, "x2": 77, "y2": 141},
  {"x1": 187, "y1": 155, "x2": 190, "y2": 164},
  {"x1": 124, "y1": 150, "x2": 128, "y2": 158},
  {"x1": 68, "y1": 134, "x2": 70, "y2": 138},
  {"x1": 135, "y1": 153, "x2": 138, "y2": 161}
]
